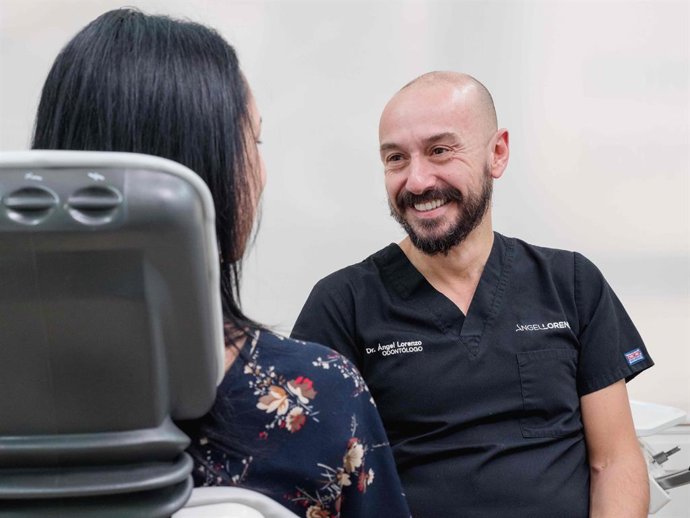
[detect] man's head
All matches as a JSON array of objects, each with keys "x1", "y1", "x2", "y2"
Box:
[{"x1": 379, "y1": 72, "x2": 509, "y2": 255}]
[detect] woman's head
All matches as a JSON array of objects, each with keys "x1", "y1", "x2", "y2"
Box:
[{"x1": 33, "y1": 8, "x2": 263, "y2": 331}]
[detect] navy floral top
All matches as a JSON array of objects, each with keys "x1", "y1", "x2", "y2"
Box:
[{"x1": 183, "y1": 330, "x2": 411, "y2": 518}]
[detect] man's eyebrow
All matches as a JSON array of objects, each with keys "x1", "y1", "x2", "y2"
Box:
[
  {"x1": 379, "y1": 142, "x2": 400, "y2": 154},
  {"x1": 380, "y1": 132, "x2": 460, "y2": 154}
]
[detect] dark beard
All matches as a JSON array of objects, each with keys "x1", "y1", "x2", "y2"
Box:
[{"x1": 389, "y1": 169, "x2": 493, "y2": 256}]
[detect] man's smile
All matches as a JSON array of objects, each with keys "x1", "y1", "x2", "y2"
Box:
[{"x1": 413, "y1": 198, "x2": 450, "y2": 212}]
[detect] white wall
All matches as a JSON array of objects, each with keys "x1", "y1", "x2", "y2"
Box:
[{"x1": 1, "y1": 0, "x2": 688, "y2": 415}]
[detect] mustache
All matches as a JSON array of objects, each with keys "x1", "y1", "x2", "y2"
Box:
[{"x1": 396, "y1": 187, "x2": 463, "y2": 209}]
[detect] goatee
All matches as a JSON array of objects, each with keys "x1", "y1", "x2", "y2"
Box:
[{"x1": 389, "y1": 169, "x2": 493, "y2": 256}]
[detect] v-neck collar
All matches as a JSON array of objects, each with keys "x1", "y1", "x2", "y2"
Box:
[{"x1": 373, "y1": 232, "x2": 515, "y2": 357}]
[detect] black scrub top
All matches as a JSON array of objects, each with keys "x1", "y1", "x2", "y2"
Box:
[{"x1": 291, "y1": 232, "x2": 653, "y2": 518}]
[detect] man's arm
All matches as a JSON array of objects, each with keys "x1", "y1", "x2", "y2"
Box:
[{"x1": 581, "y1": 379, "x2": 649, "y2": 517}]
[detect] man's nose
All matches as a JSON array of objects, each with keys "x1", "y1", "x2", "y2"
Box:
[{"x1": 405, "y1": 157, "x2": 435, "y2": 194}]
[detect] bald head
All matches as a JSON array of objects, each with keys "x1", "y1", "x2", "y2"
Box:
[
  {"x1": 381, "y1": 72, "x2": 498, "y2": 142},
  {"x1": 404, "y1": 72, "x2": 497, "y2": 131}
]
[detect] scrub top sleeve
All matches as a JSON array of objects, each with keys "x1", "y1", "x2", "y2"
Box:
[
  {"x1": 291, "y1": 279, "x2": 363, "y2": 369},
  {"x1": 574, "y1": 252, "x2": 654, "y2": 396}
]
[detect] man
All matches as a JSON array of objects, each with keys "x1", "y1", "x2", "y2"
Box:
[{"x1": 291, "y1": 72, "x2": 653, "y2": 517}]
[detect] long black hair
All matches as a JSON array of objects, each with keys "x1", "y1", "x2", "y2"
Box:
[{"x1": 32, "y1": 8, "x2": 259, "y2": 337}]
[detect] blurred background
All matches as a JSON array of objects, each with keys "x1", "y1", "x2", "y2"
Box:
[{"x1": 1, "y1": 0, "x2": 687, "y2": 425}]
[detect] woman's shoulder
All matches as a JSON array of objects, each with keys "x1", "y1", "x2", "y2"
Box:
[
  {"x1": 214, "y1": 329, "x2": 374, "y2": 443},
  {"x1": 248, "y1": 331, "x2": 361, "y2": 375},
  {"x1": 243, "y1": 330, "x2": 371, "y2": 400},
  {"x1": 253, "y1": 330, "x2": 344, "y2": 358}
]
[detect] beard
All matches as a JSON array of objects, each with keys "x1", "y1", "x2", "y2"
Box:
[{"x1": 389, "y1": 165, "x2": 493, "y2": 256}]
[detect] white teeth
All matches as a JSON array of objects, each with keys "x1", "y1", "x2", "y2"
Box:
[{"x1": 414, "y1": 199, "x2": 446, "y2": 212}]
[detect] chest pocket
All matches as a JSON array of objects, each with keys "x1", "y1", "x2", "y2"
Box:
[{"x1": 517, "y1": 349, "x2": 582, "y2": 438}]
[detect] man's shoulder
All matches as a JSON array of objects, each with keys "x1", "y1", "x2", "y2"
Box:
[
  {"x1": 292, "y1": 245, "x2": 397, "y2": 343},
  {"x1": 312, "y1": 243, "x2": 397, "y2": 294},
  {"x1": 501, "y1": 233, "x2": 603, "y2": 284},
  {"x1": 503, "y1": 233, "x2": 586, "y2": 268},
  {"x1": 505, "y1": 233, "x2": 576, "y2": 259}
]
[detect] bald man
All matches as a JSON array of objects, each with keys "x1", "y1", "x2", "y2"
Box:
[{"x1": 292, "y1": 72, "x2": 652, "y2": 517}]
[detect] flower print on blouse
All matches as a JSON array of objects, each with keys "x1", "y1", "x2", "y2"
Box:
[
  {"x1": 184, "y1": 331, "x2": 410, "y2": 518},
  {"x1": 286, "y1": 415, "x2": 383, "y2": 515},
  {"x1": 311, "y1": 353, "x2": 369, "y2": 399},
  {"x1": 249, "y1": 354, "x2": 319, "y2": 436}
]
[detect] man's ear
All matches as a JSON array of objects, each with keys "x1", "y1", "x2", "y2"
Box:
[{"x1": 490, "y1": 128, "x2": 509, "y2": 179}]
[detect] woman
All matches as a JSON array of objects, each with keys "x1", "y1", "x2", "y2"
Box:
[{"x1": 32, "y1": 9, "x2": 410, "y2": 518}]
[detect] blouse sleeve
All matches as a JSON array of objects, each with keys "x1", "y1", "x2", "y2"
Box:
[
  {"x1": 308, "y1": 349, "x2": 411, "y2": 518},
  {"x1": 288, "y1": 346, "x2": 410, "y2": 518}
]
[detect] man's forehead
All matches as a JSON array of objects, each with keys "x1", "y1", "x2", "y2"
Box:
[{"x1": 379, "y1": 84, "x2": 479, "y2": 139}]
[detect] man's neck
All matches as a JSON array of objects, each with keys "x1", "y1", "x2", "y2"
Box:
[{"x1": 399, "y1": 218, "x2": 494, "y2": 314}]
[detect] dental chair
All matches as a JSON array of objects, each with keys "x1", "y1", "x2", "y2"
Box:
[
  {"x1": 0, "y1": 151, "x2": 297, "y2": 518},
  {"x1": 631, "y1": 400, "x2": 690, "y2": 514}
]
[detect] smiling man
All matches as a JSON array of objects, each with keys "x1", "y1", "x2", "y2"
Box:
[{"x1": 292, "y1": 72, "x2": 653, "y2": 517}]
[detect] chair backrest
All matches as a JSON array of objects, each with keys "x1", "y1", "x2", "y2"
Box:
[{"x1": 0, "y1": 151, "x2": 224, "y2": 517}]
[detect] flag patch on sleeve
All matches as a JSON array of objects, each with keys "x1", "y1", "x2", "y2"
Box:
[{"x1": 624, "y1": 348, "x2": 645, "y2": 366}]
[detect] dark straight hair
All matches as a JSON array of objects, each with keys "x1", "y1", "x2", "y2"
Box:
[{"x1": 32, "y1": 8, "x2": 259, "y2": 337}]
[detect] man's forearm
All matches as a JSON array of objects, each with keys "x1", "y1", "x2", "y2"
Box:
[
  {"x1": 589, "y1": 450, "x2": 649, "y2": 518},
  {"x1": 582, "y1": 380, "x2": 650, "y2": 517}
]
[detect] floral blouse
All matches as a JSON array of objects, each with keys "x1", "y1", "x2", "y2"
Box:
[{"x1": 183, "y1": 330, "x2": 411, "y2": 518}]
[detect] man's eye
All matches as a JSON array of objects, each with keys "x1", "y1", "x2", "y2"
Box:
[
  {"x1": 431, "y1": 147, "x2": 448, "y2": 155},
  {"x1": 386, "y1": 154, "x2": 403, "y2": 163}
]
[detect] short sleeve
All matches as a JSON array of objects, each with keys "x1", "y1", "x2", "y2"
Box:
[
  {"x1": 291, "y1": 278, "x2": 363, "y2": 369},
  {"x1": 574, "y1": 252, "x2": 654, "y2": 395}
]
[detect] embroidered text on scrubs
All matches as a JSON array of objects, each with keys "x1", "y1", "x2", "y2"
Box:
[
  {"x1": 365, "y1": 340, "x2": 424, "y2": 357},
  {"x1": 515, "y1": 321, "x2": 570, "y2": 332}
]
